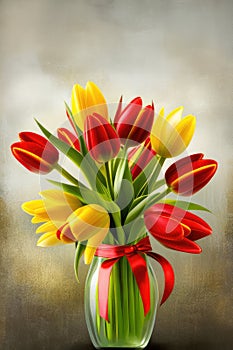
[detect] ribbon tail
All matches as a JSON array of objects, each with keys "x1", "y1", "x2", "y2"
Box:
[
  {"x1": 98, "y1": 257, "x2": 120, "y2": 322},
  {"x1": 147, "y1": 252, "x2": 175, "y2": 305},
  {"x1": 127, "y1": 253, "x2": 151, "y2": 316}
]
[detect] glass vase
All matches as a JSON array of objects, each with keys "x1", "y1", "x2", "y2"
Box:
[{"x1": 84, "y1": 254, "x2": 159, "y2": 348}]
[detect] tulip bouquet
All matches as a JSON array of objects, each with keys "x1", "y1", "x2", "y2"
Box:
[{"x1": 11, "y1": 82, "x2": 217, "y2": 348}]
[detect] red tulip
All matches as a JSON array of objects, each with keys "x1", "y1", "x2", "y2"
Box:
[
  {"x1": 57, "y1": 128, "x2": 80, "y2": 151},
  {"x1": 84, "y1": 113, "x2": 121, "y2": 163},
  {"x1": 11, "y1": 131, "x2": 59, "y2": 174},
  {"x1": 165, "y1": 153, "x2": 218, "y2": 196},
  {"x1": 114, "y1": 96, "x2": 154, "y2": 146},
  {"x1": 128, "y1": 137, "x2": 156, "y2": 180},
  {"x1": 144, "y1": 203, "x2": 212, "y2": 253}
]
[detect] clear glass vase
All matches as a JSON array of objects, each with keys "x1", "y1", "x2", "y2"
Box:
[{"x1": 84, "y1": 254, "x2": 159, "y2": 348}]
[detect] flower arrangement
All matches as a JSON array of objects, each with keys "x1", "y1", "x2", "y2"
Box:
[{"x1": 11, "y1": 81, "x2": 218, "y2": 348}]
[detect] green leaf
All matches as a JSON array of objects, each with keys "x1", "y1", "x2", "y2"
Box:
[
  {"x1": 124, "y1": 196, "x2": 148, "y2": 225},
  {"x1": 133, "y1": 155, "x2": 158, "y2": 197},
  {"x1": 36, "y1": 119, "x2": 83, "y2": 165},
  {"x1": 64, "y1": 102, "x2": 83, "y2": 137},
  {"x1": 128, "y1": 216, "x2": 146, "y2": 244},
  {"x1": 47, "y1": 179, "x2": 88, "y2": 203},
  {"x1": 113, "y1": 158, "x2": 127, "y2": 195},
  {"x1": 161, "y1": 199, "x2": 212, "y2": 213},
  {"x1": 128, "y1": 195, "x2": 147, "y2": 212},
  {"x1": 74, "y1": 242, "x2": 86, "y2": 282},
  {"x1": 125, "y1": 189, "x2": 171, "y2": 225},
  {"x1": 116, "y1": 179, "x2": 134, "y2": 221},
  {"x1": 113, "y1": 157, "x2": 134, "y2": 221},
  {"x1": 153, "y1": 178, "x2": 166, "y2": 190},
  {"x1": 65, "y1": 104, "x2": 94, "y2": 161}
]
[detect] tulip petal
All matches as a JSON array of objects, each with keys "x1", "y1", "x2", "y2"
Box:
[
  {"x1": 166, "y1": 106, "x2": 184, "y2": 125},
  {"x1": 126, "y1": 105, "x2": 154, "y2": 145},
  {"x1": 31, "y1": 213, "x2": 50, "y2": 223},
  {"x1": 67, "y1": 204, "x2": 110, "y2": 241},
  {"x1": 84, "y1": 246, "x2": 97, "y2": 265},
  {"x1": 84, "y1": 226, "x2": 109, "y2": 264},
  {"x1": 116, "y1": 97, "x2": 142, "y2": 125},
  {"x1": 181, "y1": 218, "x2": 212, "y2": 240},
  {"x1": 37, "y1": 231, "x2": 64, "y2": 247},
  {"x1": 129, "y1": 138, "x2": 156, "y2": 180},
  {"x1": 150, "y1": 115, "x2": 173, "y2": 157},
  {"x1": 169, "y1": 115, "x2": 196, "y2": 156},
  {"x1": 36, "y1": 221, "x2": 62, "y2": 233},
  {"x1": 57, "y1": 128, "x2": 80, "y2": 151},
  {"x1": 22, "y1": 200, "x2": 45, "y2": 215},
  {"x1": 114, "y1": 95, "x2": 123, "y2": 125},
  {"x1": 86, "y1": 81, "x2": 108, "y2": 119},
  {"x1": 58, "y1": 223, "x2": 76, "y2": 243},
  {"x1": 39, "y1": 189, "x2": 82, "y2": 212},
  {"x1": 157, "y1": 237, "x2": 202, "y2": 253},
  {"x1": 144, "y1": 213, "x2": 185, "y2": 241},
  {"x1": 72, "y1": 84, "x2": 86, "y2": 115},
  {"x1": 84, "y1": 113, "x2": 120, "y2": 163}
]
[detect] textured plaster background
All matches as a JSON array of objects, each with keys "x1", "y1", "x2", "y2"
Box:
[{"x1": 1, "y1": 0, "x2": 232, "y2": 349}]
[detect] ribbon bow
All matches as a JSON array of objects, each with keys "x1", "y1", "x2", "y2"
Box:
[{"x1": 95, "y1": 236, "x2": 175, "y2": 321}]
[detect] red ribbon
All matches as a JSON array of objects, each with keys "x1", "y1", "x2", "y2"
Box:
[{"x1": 95, "y1": 236, "x2": 175, "y2": 321}]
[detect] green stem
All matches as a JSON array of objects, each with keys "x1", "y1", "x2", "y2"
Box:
[
  {"x1": 134, "y1": 266, "x2": 143, "y2": 338},
  {"x1": 96, "y1": 282, "x2": 101, "y2": 334},
  {"x1": 125, "y1": 187, "x2": 171, "y2": 225},
  {"x1": 128, "y1": 262, "x2": 135, "y2": 336},
  {"x1": 106, "y1": 271, "x2": 114, "y2": 341},
  {"x1": 113, "y1": 263, "x2": 123, "y2": 340},
  {"x1": 111, "y1": 212, "x2": 125, "y2": 245},
  {"x1": 104, "y1": 162, "x2": 114, "y2": 199},
  {"x1": 122, "y1": 257, "x2": 129, "y2": 337},
  {"x1": 145, "y1": 187, "x2": 172, "y2": 210},
  {"x1": 54, "y1": 163, "x2": 80, "y2": 186},
  {"x1": 153, "y1": 178, "x2": 166, "y2": 190},
  {"x1": 140, "y1": 156, "x2": 165, "y2": 196}
]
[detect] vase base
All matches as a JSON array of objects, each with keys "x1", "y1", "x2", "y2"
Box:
[{"x1": 92, "y1": 338, "x2": 150, "y2": 349}]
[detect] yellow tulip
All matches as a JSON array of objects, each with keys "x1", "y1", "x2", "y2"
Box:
[
  {"x1": 55, "y1": 204, "x2": 110, "y2": 261},
  {"x1": 63, "y1": 204, "x2": 109, "y2": 242},
  {"x1": 22, "y1": 189, "x2": 82, "y2": 223},
  {"x1": 71, "y1": 81, "x2": 108, "y2": 130},
  {"x1": 22, "y1": 189, "x2": 82, "y2": 247},
  {"x1": 150, "y1": 106, "x2": 196, "y2": 158}
]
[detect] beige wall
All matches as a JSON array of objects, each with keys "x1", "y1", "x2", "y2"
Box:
[{"x1": 1, "y1": 0, "x2": 232, "y2": 349}]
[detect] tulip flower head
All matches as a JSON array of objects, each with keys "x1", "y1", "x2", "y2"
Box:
[
  {"x1": 165, "y1": 153, "x2": 218, "y2": 196},
  {"x1": 144, "y1": 203, "x2": 212, "y2": 253},
  {"x1": 115, "y1": 97, "x2": 154, "y2": 147},
  {"x1": 11, "y1": 132, "x2": 59, "y2": 174},
  {"x1": 150, "y1": 106, "x2": 196, "y2": 158},
  {"x1": 57, "y1": 127, "x2": 80, "y2": 151},
  {"x1": 71, "y1": 81, "x2": 108, "y2": 130},
  {"x1": 22, "y1": 189, "x2": 82, "y2": 247},
  {"x1": 57, "y1": 204, "x2": 110, "y2": 260},
  {"x1": 84, "y1": 113, "x2": 120, "y2": 163}
]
